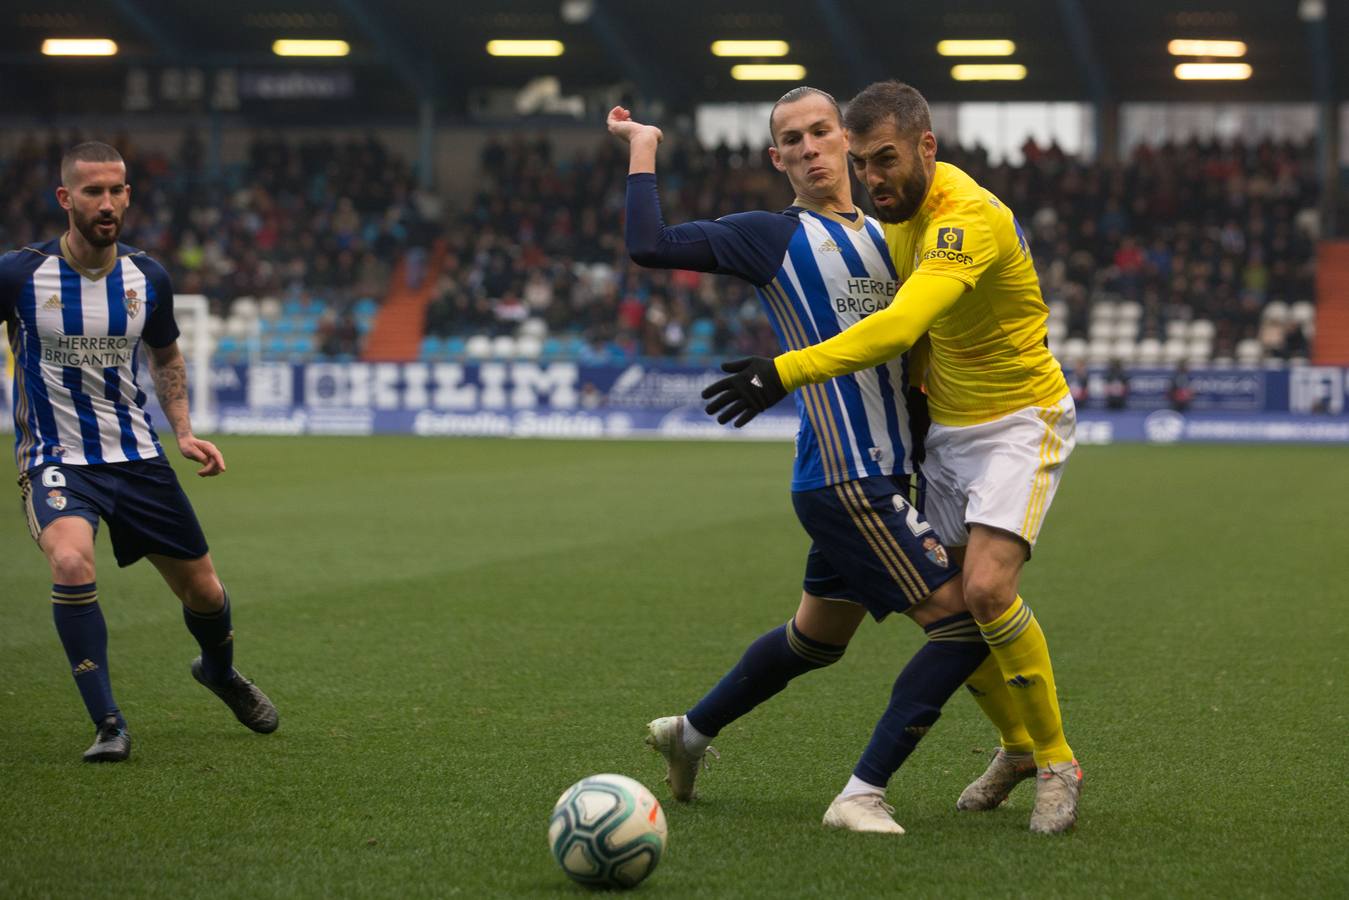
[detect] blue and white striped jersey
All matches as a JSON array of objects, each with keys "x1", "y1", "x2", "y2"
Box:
[
  {"x1": 753, "y1": 208, "x2": 911, "y2": 491},
  {"x1": 0, "y1": 237, "x2": 179, "y2": 471},
  {"x1": 625, "y1": 174, "x2": 916, "y2": 492}
]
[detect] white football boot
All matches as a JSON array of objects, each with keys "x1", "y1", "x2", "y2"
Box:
[
  {"x1": 821, "y1": 793, "x2": 906, "y2": 834},
  {"x1": 645, "y1": 715, "x2": 716, "y2": 802}
]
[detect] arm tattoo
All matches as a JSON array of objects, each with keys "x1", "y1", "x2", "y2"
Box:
[{"x1": 151, "y1": 351, "x2": 192, "y2": 436}]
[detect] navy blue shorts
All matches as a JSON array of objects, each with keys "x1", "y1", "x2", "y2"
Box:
[
  {"x1": 793, "y1": 474, "x2": 959, "y2": 621},
  {"x1": 19, "y1": 456, "x2": 209, "y2": 568}
]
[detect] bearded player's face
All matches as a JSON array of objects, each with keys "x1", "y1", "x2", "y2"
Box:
[
  {"x1": 60, "y1": 161, "x2": 130, "y2": 248},
  {"x1": 847, "y1": 121, "x2": 932, "y2": 224}
]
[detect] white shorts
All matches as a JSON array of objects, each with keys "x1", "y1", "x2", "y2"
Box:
[{"x1": 919, "y1": 394, "x2": 1076, "y2": 551}]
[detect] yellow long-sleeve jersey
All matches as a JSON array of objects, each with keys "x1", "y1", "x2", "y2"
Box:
[{"x1": 777, "y1": 162, "x2": 1068, "y2": 426}]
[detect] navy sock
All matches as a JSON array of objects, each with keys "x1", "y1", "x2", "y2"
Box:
[
  {"x1": 51, "y1": 583, "x2": 122, "y2": 728},
  {"x1": 852, "y1": 612, "x2": 989, "y2": 787},
  {"x1": 183, "y1": 588, "x2": 234, "y2": 685},
  {"x1": 686, "y1": 618, "x2": 846, "y2": 737}
]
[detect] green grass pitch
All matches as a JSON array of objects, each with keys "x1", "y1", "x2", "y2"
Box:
[{"x1": 2, "y1": 437, "x2": 1346, "y2": 898}]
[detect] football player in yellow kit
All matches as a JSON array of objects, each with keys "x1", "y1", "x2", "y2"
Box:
[{"x1": 702, "y1": 81, "x2": 1082, "y2": 833}]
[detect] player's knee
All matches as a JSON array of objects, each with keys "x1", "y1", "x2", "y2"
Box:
[
  {"x1": 48, "y1": 548, "x2": 95, "y2": 585},
  {"x1": 963, "y1": 574, "x2": 1015, "y2": 623},
  {"x1": 180, "y1": 574, "x2": 225, "y2": 611}
]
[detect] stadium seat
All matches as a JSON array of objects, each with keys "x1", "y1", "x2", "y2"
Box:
[
  {"x1": 270, "y1": 318, "x2": 295, "y2": 336},
  {"x1": 519, "y1": 318, "x2": 548, "y2": 339},
  {"x1": 1110, "y1": 339, "x2": 1137, "y2": 365},
  {"x1": 1289, "y1": 300, "x2": 1315, "y2": 324},
  {"x1": 1165, "y1": 320, "x2": 1188, "y2": 341},
  {"x1": 1115, "y1": 301, "x2": 1142, "y2": 322},
  {"x1": 515, "y1": 335, "x2": 542, "y2": 359},
  {"x1": 232, "y1": 297, "x2": 258, "y2": 319},
  {"x1": 282, "y1": 298, "x2": 307, "y2": 317},
  {"x1": 1189, "y1": 320, "x2": 1216, "y2": 341},
  {"x1": 1210, "y1": 356, "x2": 1234, "y2": 369},
  {"x1": 1187, "y1": 338, "x2": 1213, "y2": 363},
  {"x1": 290, "y1": 336, "x2": 316, "y2": 356},
  {"x1": 1047, "y1": 300, "x2": 1068, "y2": 323},
  {"x1": 265, "y1": 336, "x2": 289, "y2": 357},
  {"x1": 491, "y1": 335, "x2": 516, "y2": 358},
  {"x1": 1048, "y1": 339, "x2": 1062, "y2": 361},
  {"x1": 1113, "y1": 319, "x2": 1139, "y2": 341},
  {"x1": 421, "y1": 336, "x2": 443, "y2": 359},
  {"x1": 258, "y1": 297, "x2": 282, "y2": 320},
  {"x1": 1061, "y1": 337, "x2": 1087, "y2": 363},
  {"x1": 1087, "y1": 339, "x2": 1113, "y2": 365},
  {"x1": 215, "y1": 336, "x2": 239, "y2": 357},
  {"x1": 1135, "y1": 338, "x2": 1162, "y2": 366},
  {"x1": 443, "y1": 336, "x2": 467, "y2": 358},
  {"x1": 690, "y1": 318, "x2": 716, "y2": 338},
  {"x1": 1235, "y1": 339, "x2": 1263, "y2": 365},
  {"x1": 1047, "y1": 319, "x2": 1068, "y2": 342},
  {"x1": 541, "y1": 337, "x2": 564, "y2": 359},
  {"x1": 1089, "y1": 301, "x2": 1116, "y2": 323},
  {"x1": 466, "y1": 335, "x2": 491, "y2": 359},
  {"x1": 354, "y1": 297, "x2": 379, "y2": 318},
  {"x1": 1262, "y1": 301, "x2": 1289, "y2": 323},
  {"x1": 225, "y1": 316, "x2": 251, "y2": 338},
  {"x1": 1162, "y1": 338, "x2": 1187, "y2": 364},
  {"x1": 1088, "y1": 320, "x2": 1113, "y2": 342}
]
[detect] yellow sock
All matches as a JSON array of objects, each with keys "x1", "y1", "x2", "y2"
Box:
[
  {"x1": 978, "y1": 595, "x2": 1074, "y2": 767},
  {"x1": 964, "y1": 654, "x2": 1035, "y2": 754}
]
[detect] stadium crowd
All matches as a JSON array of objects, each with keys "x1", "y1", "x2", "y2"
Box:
[{"x1": 0, "y1": 126, "x2": 1323, "y2": 364}]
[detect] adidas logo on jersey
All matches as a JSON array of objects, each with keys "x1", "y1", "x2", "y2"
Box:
[
  {"x1": 43, "y1": 294, "x2": 63, "y2": 310},
  {"x1": 818, "y1": 238, "x2": 841, "y2": 253},
  {"x1": 73, "y1": 659, "x2": 100, "y2": 676}
]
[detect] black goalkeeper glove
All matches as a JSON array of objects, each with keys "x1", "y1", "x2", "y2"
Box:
[{"x1": 701, "y1": 357, "x2": 788, "y2": 427}]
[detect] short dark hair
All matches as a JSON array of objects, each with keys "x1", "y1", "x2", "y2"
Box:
[
  {"x1": 60, "y1": 141, "x2": 125, "y2": 185},
  {"x1": 843, "y1": 81, "x2": 932, "y2": 139},
  {"x1": 768, "y1": 86, "x2": 842, "y2": 144}
]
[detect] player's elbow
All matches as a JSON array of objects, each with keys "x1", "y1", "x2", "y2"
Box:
[
  {"x1": 625, "y1": 228, "x2": 666, "y2": 268},
  {"x1": 627, "y1": 245, "x2": 662, "y2": 268}
]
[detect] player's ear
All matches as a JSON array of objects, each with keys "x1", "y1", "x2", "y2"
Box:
[
  {"x1": 768, "y1": 145, "x2": 785, "y2": 173},
  {"x1": 919, "y1": 131, "x2": 937, "y2": 161},
  {"x1": 56, "y1": 185, "x2": 71, "y2": 211}
]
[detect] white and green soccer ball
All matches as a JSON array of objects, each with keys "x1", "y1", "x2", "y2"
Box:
[{"x1": 548, "y1": 773, "x2": 667, "y2": 889}]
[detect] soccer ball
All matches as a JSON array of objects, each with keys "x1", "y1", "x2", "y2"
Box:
[{"x1": 548, "y1": 773, "x2": 667, "y2": 889}]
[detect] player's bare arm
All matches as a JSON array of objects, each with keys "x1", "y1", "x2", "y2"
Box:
[
  {"x1": 606, "y1": 106, "x2": 663, "y2": 174},
  {"x1": 147, "y1": 342, "x2": 225, "y2": 476}
]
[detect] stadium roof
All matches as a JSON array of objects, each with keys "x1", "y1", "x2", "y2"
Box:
[{"x1": 2, "y1": 0, "x2": 1344, "y2": 116}]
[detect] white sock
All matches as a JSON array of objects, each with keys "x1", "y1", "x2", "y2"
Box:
[
  {"x1": 840, "y1": 774, "x2": 885, "y2": 798},
  {"x1": 681, "y1": 717, "x2": 711, "y2": 755}
]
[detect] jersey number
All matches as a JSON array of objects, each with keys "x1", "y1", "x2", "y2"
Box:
[
  {"x1": 42, "y1": 467, "x2": 67, "y2": 488},
  {"x1": 891, "y1": 494, "x2": 933, "y2": 537}
]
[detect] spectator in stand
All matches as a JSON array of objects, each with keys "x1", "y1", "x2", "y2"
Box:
[
  {"x1": 1105, "y1": 360, "x2": 1130, "y2": 410},
  {"x1": 1168, "y1": 362, "x2": 1194, "y2": 412},
  {"x1": 1067, "y1": 361, "x2": 1091, "y2": 408}
]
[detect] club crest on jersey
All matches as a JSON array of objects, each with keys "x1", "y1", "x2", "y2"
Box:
[
  {"x1": 935, "y1": 226, "x2": 965, "y2": 251},
  {"x1": 124, "y1": 288, "x2": 141, "y2": 317},
  {"x1": 923, "y1": 536, "x2": 948, "y2": 567},
  {"x1": 46, "y1": 489, "x2": 67, "y2": 511}
]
